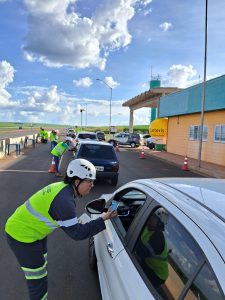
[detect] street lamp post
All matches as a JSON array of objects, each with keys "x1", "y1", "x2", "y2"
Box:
[
  {"x1": 80, "y1": 108, "x2": 85, "y2": 131},
  {"x1": 198, "y1": 0, "x2": 208, "y2": 168},
  {"x1": 96, "y1": 78, "x2": 112, "y2": 135}
]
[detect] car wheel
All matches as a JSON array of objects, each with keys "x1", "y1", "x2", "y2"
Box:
[
  {"x1": 89, "y1": 237, "x2": 97, "y2": 271},
  {"x1": 111, "y1": 176, "x2": 118, "y2": 186},
  {"x1": 130, "y1": 142, "x2": 136, "y2": 148}
]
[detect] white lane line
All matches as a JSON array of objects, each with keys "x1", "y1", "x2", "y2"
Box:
[{"x1": 0, "y1": 170, "x2": 48, "y2": 173}]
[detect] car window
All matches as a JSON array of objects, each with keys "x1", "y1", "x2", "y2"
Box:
[
  {"x1": 79, "y1": 144, "x2": 116, "y2": 159},
  {"x1": 184, "y1": 263, "x2": 224, "y2": 300},
  {"x1": 133, "y1": 207, "x2": 205, "y2": 300},
  {"x1": 78, "y1": 133, "x2": 96, "y2": 139},
  {"x1": 111, "y1": 188, "x2": 147, "y2": 236}
]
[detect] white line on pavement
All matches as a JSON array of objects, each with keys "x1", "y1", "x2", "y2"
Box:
[{"x1": 0, "y1": 170, "x2": 48, "y2": 173}]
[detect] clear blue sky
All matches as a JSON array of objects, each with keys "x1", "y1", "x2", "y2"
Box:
[{"x1": 0, "y1": 0, "x2": 224, "y2": 126}]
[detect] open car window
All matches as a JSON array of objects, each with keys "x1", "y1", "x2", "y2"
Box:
[{"x1": 110, "y1": 188, "x2": 147, "y2": 237}]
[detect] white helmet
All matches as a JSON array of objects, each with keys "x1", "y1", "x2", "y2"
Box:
[
  {"x1": 67, "y1": 159, "x2": 96, "y2": 180},
  {"x1": 64, "y1": 136, "x2": 73, "y2": 142},
  {"x1": 154, "y1": 207, "x2": 168, "y2": 225}
]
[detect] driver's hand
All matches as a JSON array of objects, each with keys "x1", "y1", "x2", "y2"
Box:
[{"x1": 101, "y1": 211, "x2": 117, "y2": 221}]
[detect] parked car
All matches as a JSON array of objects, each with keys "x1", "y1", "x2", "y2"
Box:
[
  {"x1": 142, "y1": 134, "x2": 151, "y2": 145},
  {"x1": 67, "y1": 128, "x2": 76, "y2": 138},
  {"x1": 75, "y1": 141, "x2": 119, "y2": 186},
  {"x1": 86, "y1": 178, "x2": 225, "y2": 300},
  {"x1": 108, "y1": 132, "x2": 140, "y2": 148},
  {"x1": 146, "y1": 136, "x2": 156, "y2": 149},
  {"x1": 96, "y1": 131, "x2": 106, "y2": 141}
]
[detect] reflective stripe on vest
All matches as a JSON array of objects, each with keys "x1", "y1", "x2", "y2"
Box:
[
  {"x1": 25, "y1": 200, "x2": 78, "y2": 228},
  {"x1": 56, "y1": 217, "x2": 78, "y2": 227},
  {"x1": 22, "y1": 262, "x2": 47, "y2": 280},
  {"x1": 41, "y1": 292, "x2": 48, "y2": 300},
  {"x1": 25, "y1": 201, "x2": 58, "y2": 230}
]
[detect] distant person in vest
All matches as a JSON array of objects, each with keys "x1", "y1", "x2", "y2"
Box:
[
  {"x1": 136, "y1": 207, "x2": 169, "y2": 293},
  {"x1": 5, "y1": 159, "x2": 117, "y2": 300},
  {"x1": 39, "y1": 127, "x2": 45, "y2": 142},
  {"x1": 49, "y1": 129, "x2": 58, "y2": 151},
  {"x1": 51, "y1": 136, "x2": 72, "y2": 177}
]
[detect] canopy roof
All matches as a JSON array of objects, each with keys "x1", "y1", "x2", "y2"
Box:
[{"x1": 122, "y1": 87, "x2": 180, "y2": 110}]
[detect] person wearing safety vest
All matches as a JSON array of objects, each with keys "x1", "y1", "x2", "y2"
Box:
[
  {"x1": 51, "y1": 137, "x2": 72, "y2": 177},
  {"x1": 138, "y1": 207, "x2": 169, "y2": 288},
  {"x1": 5, "y1": 159, "x2": 117, "y2": 300},
  {"x1": 50, "y1": 129, "x2": 58, "y2": 151}
]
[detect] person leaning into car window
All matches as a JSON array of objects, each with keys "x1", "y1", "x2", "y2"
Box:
[
  {"x1": 5, "y1": 159, "x2": 117, "y2": 300},
  {"x1": 136, "y1": 208, "x2": 169, "y2": 290}
]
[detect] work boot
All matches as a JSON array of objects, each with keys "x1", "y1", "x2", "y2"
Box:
[{"x1": 55, "y1": 172, "x2": 63, "y2": 177}]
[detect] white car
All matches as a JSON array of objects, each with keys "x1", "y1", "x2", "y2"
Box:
[{"x1": 86, "y1": 178, "x2": 225, "y2": 300}]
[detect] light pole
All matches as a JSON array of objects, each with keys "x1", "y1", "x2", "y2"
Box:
[
  {"x1": 80, "y1": 108, "x2": 85, "y2": 131},
  {"x1": 198, "y1": 0, "x2": 208, "y2": 168},
  {"x1": 96, "y1": 78, "x2": 112, "y2": 135}
]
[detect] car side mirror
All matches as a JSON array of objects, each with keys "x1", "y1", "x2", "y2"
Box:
[{"x1": 86, "y1": 199, "x2": 106, "y2": 214}]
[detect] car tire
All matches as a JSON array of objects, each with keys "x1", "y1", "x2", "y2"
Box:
[
  {"x1": 130, "y1": 142, "x2": 136, "y2": 148},
  {"x1": 111, "y1": 176, "x2": 118, "y2": 186},
  {"x1": 89, "y1": 237, "x2": 97, "y2": 271}
]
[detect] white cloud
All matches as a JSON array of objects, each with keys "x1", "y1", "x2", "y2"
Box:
[
  {"x1": 166, "y1": 64, "x2": 198, "y2": 88},
  {"x1": 139, "y1": 0, "x2": 152, "y2": 5},
  {"x1": 73, "y1": 77, "x2": 93, "y2": 87},
  {"x1": 0, "y1": 60, "x2": 15, "y2": 89},
  {"x1": 104, "y1": 76, "x2": 120, "y2": 89},
  {"x1": 159, "y1": 22, "x2": 172, "y2": 32},
  {"x1": 22, "y1": 0, "x2": 147, "y2": 70}
]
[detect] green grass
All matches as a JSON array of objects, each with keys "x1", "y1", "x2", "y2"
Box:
[{"x1": 0, "y1": 122, "x2": 149, "y2": 134}]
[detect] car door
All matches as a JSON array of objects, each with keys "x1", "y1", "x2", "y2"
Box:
[
  {"x1": 129, "y1": 194, "x2": 225, "y2": 300},
  {"x1": 94, "y1": 185, "x2": 158, "y2": 300}
]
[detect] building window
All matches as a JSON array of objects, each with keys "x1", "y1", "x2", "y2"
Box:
[
  {"x1": 214, "y1": 125, "x2": 225, "y2": 143},
  {"x1": 189, "y1": 125, "x2": 208, "y2": 141}
]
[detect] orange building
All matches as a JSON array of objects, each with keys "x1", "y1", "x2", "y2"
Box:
[{"x1": 158, "y1": 75, "x2": 225, "y2": 166}]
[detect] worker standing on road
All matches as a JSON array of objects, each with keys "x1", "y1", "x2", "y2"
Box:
[
  {"x1": 5, "y1": 158, "x2": 117, "y2": 300},
  {"x1": 50, "y1": 129, "x2": 58, "y2": 150},
  {"x1": 51, "y1": 136, "x2": 72, "y2": 177}
]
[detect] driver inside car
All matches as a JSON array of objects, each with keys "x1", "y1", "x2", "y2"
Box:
[{"x1": 135, "y1": 208, "x2": 169, "y2": 296}]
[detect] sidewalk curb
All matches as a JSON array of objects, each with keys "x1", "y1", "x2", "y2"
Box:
[{"x1": 137, "y1": 148, "x2": 222, "y2": 178}]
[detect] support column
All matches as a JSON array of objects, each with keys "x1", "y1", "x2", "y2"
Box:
[{"x1": 129, "y1": 108, "x2": 134, "y2": 133}]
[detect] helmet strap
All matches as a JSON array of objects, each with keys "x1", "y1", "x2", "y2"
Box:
[{"x1": 73, "y1": 179, "x2": 84, "y2": 197}]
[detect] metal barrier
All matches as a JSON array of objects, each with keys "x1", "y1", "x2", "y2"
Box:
[
  {"x1": 5, "y1": 143, "x2": 21, "y2": 156},
  {"x1": 24, "y1": 137, "x2": 35, "y2": 148}
]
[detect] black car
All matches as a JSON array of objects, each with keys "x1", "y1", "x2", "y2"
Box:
[
  {"x1": 96, "y1": 131, "x2": 106, "y2": 141},
  {"x1": 75, "y1": 141, "x2": 119, "y2": 186}
]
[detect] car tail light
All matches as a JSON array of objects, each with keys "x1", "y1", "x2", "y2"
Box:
[{"x1": 112, "y1": 163, "x2": 119, "y2": 172}]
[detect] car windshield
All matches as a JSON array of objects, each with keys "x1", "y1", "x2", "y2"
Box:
[
  {"x1": 79, "y1": 144, "x2": 116, "y2": 159},
  {"x1": 78, "y1": 133, "x2": 97, "y2": 139}
]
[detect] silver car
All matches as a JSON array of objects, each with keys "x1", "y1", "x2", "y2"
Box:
[{"x1": 86, "y1": 178, "x2": 225, "y2": 300}]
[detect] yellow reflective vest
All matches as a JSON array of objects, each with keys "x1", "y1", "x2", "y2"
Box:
[
  {"x1": 51, "y1": 142, "x2": 68, "y2": 157},
  {"x1": 5, "y1": 182, "x2": 68, "y2": 243},
  {"x1": 141, "y1": 227, "x2": 169, "y2": 281}
]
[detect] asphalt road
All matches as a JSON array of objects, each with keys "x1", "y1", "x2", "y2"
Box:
[
  {"x1": 0, "y1": 143, "x2": 201, "y2": 300},
  {"x1": 0, "y1": 129, "x2": 40, "y2": 139}
]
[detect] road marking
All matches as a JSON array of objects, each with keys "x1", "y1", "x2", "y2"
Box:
[{"x1": 0, "y1": 169, "x2": 48, "y2": 173}]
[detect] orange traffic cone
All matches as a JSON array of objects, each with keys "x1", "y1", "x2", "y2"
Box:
[
  {"x1": 181, "y1": 156, "x2": 189, "y2": 171},
  {"x1": 116, "y1": 144, "x2": 120, "y2": 152},
  {"x1": 48, "y1": 157, "x2": 56, "y2": 173},
  {"x1": 139, "y1": 148, "x2": 145, "y2": 159}
]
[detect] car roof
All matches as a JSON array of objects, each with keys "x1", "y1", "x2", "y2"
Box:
[
  {"x1": 133, "y1": 178, "x2": 225, "y2": 261},
  {"x1": 79, "y1": 140, "x2": 113, "y2": 146}
]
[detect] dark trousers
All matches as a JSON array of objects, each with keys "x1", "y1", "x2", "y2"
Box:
[
  {"x1": 6, "y1": 234, "x2": 48, "y2": 300},
  {"x1": 53, "y1": 155, "x2": 60, "y2": 173}
]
